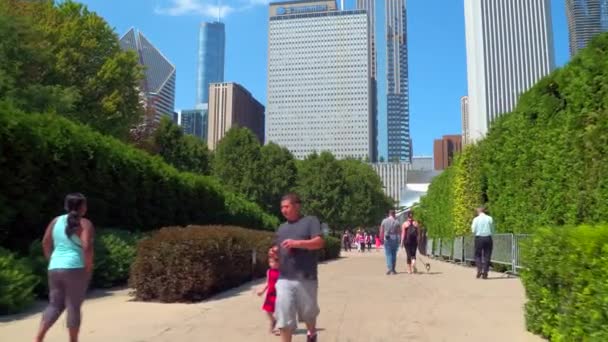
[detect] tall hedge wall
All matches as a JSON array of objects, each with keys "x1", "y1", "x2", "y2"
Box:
[
  {"x1": 416, "y1": 33, "x2": 608, "y2": 237},
  {"x1": 0, "y1": 104, "x2": 278, "y2": 249}
]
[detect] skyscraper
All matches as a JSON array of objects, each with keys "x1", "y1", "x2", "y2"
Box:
[
  {"x1": 386, "y1": 0, "x2": 410, "y2": 162},
  {"x1": 433, "y1": 135, "x2": 462, "y2": 170},
  {"x1": 566, "y1": 0, "x2": 608, "y2": 56},
  {"x1": 464, "y1": 0, "x2": 555, "y2": 142},
  {"x1": 119, "y1": 28, "x2": 176, "y2": 124},
  {"x1": 180, "y1": 109, "x2": 207, "y2": 141},
  {"x1": 266, "y1": 0, "x2": 375, "y2": 160},
  {"x1": 207, "y1": 82, "x2": 265, "y2": 150},
  {"x1": 358, "y1": 0, "x2": 410, "y2": 162},
  {"x1": 461, "y1": 95, "x2": 469, "y2": 145},
  {"x1": 196, "y1": 22, "x2": 225, "y2": 108}
]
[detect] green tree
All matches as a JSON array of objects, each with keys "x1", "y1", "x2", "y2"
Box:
[
  {"x1": 259, "y1": 143, "x2": 298, "y2": 217},
  {"x1": 296, "y1": 152, "x2": 349, "y2": 230},
  {"x1": 0, "y1": 0, "x2": 143, "y2": 138},
  {"x1": 154, "y1": 118, "x2": 211, "y2": 175},
  {"x1": 339, "y1": 158, "x2": 393, "y2": 228},
  {"x1": 212, "y1": 127, "x2": 264, "y2": 203}
]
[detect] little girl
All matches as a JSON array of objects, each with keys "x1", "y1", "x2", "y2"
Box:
[{"x1": 257, "y1": 253, "x2": 280, "y2": 335}]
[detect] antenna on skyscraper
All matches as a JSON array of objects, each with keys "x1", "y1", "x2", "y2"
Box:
[
  {"x1": 217, "y1": 0, "x2": 221, "y2": 22},
  {"x1": 341, "y1": 0, "x2": 344, "y2": 10}
]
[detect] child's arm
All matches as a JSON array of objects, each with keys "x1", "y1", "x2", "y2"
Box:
[{"x1": 257, "y1": 270, "x2": 270, "y2": 296}]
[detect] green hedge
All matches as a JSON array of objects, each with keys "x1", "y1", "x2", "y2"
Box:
[
  {"x1": 416, "y1": 33, "x2": 608, "y2": 238},
  {"x1": 92, "y1": 229, "x2": 142, "y2": 288},
  {"x1": 318, "y1": 236, "x2": 341, "y2": 261},
  {"x1": 129, "y1": 226, "x2": 274, "y2": 302},
  {"x1": 521, "y1": 225, "x2": 608, "y2": 340},
  {"x1": 0, "y1": 105, "x2": 278, "y2": 249},
  {"x1": 0, "y1": 248, "x2": 38, "y2": 314}
]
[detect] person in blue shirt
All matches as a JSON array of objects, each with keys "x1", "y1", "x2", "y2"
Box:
[
  {"x1": 35, "y1": 193, "x2": 95, "y2": 342},
  {"x1": 471, "y1": 207, "x2": 495, "y2": 279}
]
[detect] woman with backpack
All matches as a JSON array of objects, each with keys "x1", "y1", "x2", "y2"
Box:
[{"x1": 401, "y1": 213, "x2": 420, "y2": 274}]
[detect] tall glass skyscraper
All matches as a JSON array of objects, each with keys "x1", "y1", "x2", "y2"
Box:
[
  {"x1": 119, "y1": 28, "x2": 176, "y2": 123},
  {"x1": 356, "y1": 0, "x2": 409, "y2": 162},
  {"x1": 196, "y1": 22, "x2": 225, "y2": 108},
  {"x1": 266, "y1": 0, "x2": 375, "y2": 160},
  {"x1": 566, "y1": 0, "x2": 608, "y2": 56},
  {"x1": 386, "y1": 0, "x2": 410, "y2": 162}
]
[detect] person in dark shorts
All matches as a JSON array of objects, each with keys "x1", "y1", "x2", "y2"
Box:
[
  {"x1": 401, "y1": 213, "x2": 419, "y2": 274},
  {"x1": 35, "y1": 193, "x2": 95, "y2": 342},
  {"x1": 269, "y1": 193, "x2": 324, "y2": 342}
]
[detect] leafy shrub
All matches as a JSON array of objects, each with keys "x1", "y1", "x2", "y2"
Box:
[
  {"x1": 521, "y1": 225, "x2": 608, "y2": 340},
  {"x1": 0, "y1": 248, "x2": 38, "y2": 314},
  {"x1": 129, "y1": 226, "x2": 274, "y2": 303},
  {"x1": 0, "y1": 105, "x2": 278, "y2": 250},
  {"x1": 26, "y1": 240, "x2": 48, "y2": 298},
  {"x1": 92, "y1": 229, "x2": 142, "y2": 288},
  {"x1": 417, "y1": 33, "x2": 608, "y2": 238},
  {"x1": 318, "y1": 236, "x2": 341, "y2": 261}
]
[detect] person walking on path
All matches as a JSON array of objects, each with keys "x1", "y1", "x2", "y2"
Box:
[
  {"x1": 379, "y1": 209, "x2": 401, "y2": 275},
  {"x1": 366, "y1": 233, "x2": 372, "y2": 251},
  {"x1": 401, "y1": 213, "x2": 419, "y2": 274},
  {"x1": 472, "y1": 207, "x2": 495, "y2": 279},
  {"x1": 257, "y1": 253, "x2": 280, "y2": 336},
  {"x1": 35, "y1": 193, "x2": 95, "y2": 342},
  {"x1": 375, "y1": 234, "x2": 381, "y2": 251},
  {"x1": 269, "y1": 193, "x2": 324, "y2": 342},
  {"x1": 342, "y1": 230, "x2": 351, "y2": 252}
]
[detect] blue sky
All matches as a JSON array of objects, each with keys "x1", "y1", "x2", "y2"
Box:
[{"x1": 80, "y1": 0, "x2": 570, "y2": 157}]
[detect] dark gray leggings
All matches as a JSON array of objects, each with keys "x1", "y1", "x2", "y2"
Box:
[{"x1": 42, "y1": 268, "x2": 89, "y2": 329}]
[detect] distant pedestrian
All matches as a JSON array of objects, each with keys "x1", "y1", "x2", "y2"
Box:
[
  {"x1": 342, "y1": 230, "x2": 351, "y2": 252},
  {"x1": 379, "y1": 209, "x2": 401, "y2": 275},
  {"x1": 401, "y1": 213, "x2": 419, "y2": 274},
  {"x1": 375, "y1": 235, "x2": 381, "y2": 251},
  {"x1": 472, "y1": 207, "x2": 495, "y2": 279},
  {"x1": 35, "y1": 193, "x2": 95, "y2": 342},
  {"x1": 366, "y1": 233, "x2": 372, "y2": 251},
  {"x1": 257, "y1": 253, "x2": 280, "y2": 336},
  {"x1": 269, "y1": 193, "x2": 324, "y2": 342}
]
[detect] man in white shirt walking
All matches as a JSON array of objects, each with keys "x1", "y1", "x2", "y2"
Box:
[{"x1": 471, "y1": 207, "x2": 495, "y2": 279}]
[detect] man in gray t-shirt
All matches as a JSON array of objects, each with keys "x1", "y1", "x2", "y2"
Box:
[
  {"x1": 379, "y1": 209, "x2": 401, "y2": 275},
  {"x1": 270, "y1": 193, "x2": 324, "y2": 342}
]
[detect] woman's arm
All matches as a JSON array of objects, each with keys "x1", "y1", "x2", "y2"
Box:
[
  {"x1": 42, "y1": 218, "x2": 57, "y2": 260},
  {"x1": 80, "y1": 218, "x2": 95, "y2": 274}
]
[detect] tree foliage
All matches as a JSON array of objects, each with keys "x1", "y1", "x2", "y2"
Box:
[
  {"x1": 154, "y1": 117, "x2": 211, "y2": 175},
  {"x1": 416, "y1": 32, "x2": 608, "y2": 238},
  {"x1": 259, "y1": 143, "x2": 298, "y2": 217},
  {"x1": 0, "y1": 0, "x2": 143, "y2": 138}
]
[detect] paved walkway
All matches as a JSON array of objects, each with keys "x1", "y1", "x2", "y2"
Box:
[{"x1": 0, "y1": 250, "x2": 542, "y2": 342}]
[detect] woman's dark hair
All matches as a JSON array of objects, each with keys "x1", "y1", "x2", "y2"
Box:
[{"x1": 64, "y1": 193, "x2": 87, "y2": 237}]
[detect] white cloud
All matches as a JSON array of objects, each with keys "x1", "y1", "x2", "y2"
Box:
[{"x1": 155, "y1": 0, "x2": 269, "y2": 19}]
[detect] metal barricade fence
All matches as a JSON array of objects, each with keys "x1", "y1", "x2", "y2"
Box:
[
  {"x1": 513, "y1": 234, "x2": 531, "y2": 274},
  {"x1": 430, "y1": 233, "x2": 532, "y2": 275},
  {"x1": 464, "y1": 236, "x2": 475, "y2": 262},
  {"x1": 440, "y1": 238, "x2": 452, "y2": 259},
  {"x1": 453, "y1": 237, "x2": 465, "y2": 261},
  {"x1": 491, "y1": 234, "x2": 514, "y2": 266}
]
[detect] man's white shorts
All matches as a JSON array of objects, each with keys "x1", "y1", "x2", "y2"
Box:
[{"x1": 274, "y1": 278, "x2": 320, "y2": 330}]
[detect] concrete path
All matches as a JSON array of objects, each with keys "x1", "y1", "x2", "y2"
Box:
[{"x1": 0, "y1": 250, "x2": 542, "y2": 342}]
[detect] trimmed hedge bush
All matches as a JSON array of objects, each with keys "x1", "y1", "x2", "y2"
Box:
[
  {"x1": 521, "y1": 225, "x2": 608, "y2": 341},
  {"x1": 92, "y1": 229, "x2": 142, "y2": 288},
  {"x1": 417, "y1": 33, "x2": 608, "y2": 238},
  {"x1": 129, "y1": 226, "x2": 275, "y2": 302},
  {"x1": 0, "y1": 248, "x2": 38, "y2": 314},
  {"x1": 0, "y1": 105, "x2": 278, "y2": 250},
  {"x1": 130, "y1": 226, "x2": 341, "y2": 303},
  {"x1": 319, "y1": 236, "x2": 341, "y2": 261}
]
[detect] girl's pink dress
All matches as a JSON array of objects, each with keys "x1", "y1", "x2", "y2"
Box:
[{"x1": 375, "y1": 237, "x2": 381, "y2": 248}]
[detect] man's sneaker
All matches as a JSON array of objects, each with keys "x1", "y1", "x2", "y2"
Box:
[
  {"x1": 307, "y1": 333, "x2": 317, "y2": 342},
  {"x1": 390, "y1": 270, "x2": 397, "y2": 275},
  {"x1": 386, "y1": 270, "x2": 391, "y2": 275},
  {"x1": 476, "y1": 272, "x2": 482, "y2": 279}
]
